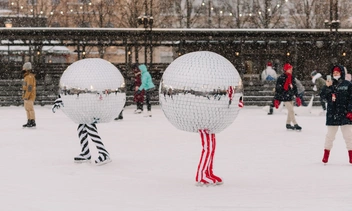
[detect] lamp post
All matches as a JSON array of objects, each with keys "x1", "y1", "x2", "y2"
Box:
[
  {"x1": 4, "y1": 19, "x2": 12, "y2": 63},
  {"x1": 324, "y1": 0, "x2": 339, "y2": 65},
  {"x1": 137, "y1": 0, "x2": 153, "y2": 68}
]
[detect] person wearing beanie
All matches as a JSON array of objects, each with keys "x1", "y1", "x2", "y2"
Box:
[
  {"x1": 261, "y1": 62, "x2": 277, "y2": 82},
  {"x1": 22, "y1": 62, "x2": 36, "y2": 128},
  {"x1": 311, "y1": 70, "x2": 326, "y2": 112},
  {"x1": 273, "y1": 63, "x2": 302, "y2": 130},
  {"x1": 320, "y1": 65, "x2": 352, "y2": 164}
]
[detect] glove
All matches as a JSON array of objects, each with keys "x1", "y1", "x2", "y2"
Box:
[
  {"x1": 136, "y1": 90, "x2": 141, "y2": 95},
  {"x1": 347, "y1": 112, "x2": 352, "y2": 121},
  {"x1": 296, "y1": 97, "x2": 302, "y2": 107},
  {"x1": 52, "y1": 98, "x2": 64, "y2": 113},
  {"x1": 274, "y1": 100, "x2": 280, "y2": 109}
]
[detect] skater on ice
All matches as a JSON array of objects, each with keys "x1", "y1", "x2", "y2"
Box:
[
  {"x1": 320, "y1": 65, "x2": 352, "y2": 164},
  {"x1": 159, "y1": 51, "x2": 243, "y2": 186},
  {"x1": 273, "y1": 63, "x2": 302, "y2": 130},
  {"x1": 136, "y1": 64, "x2": 155, "y2": 117},
  {"x1": 52, "y1": 58, "x2": 126, "y2": 165},
  {"x1": 22, "y1": 62, "x2": 37, "y2": 128}
]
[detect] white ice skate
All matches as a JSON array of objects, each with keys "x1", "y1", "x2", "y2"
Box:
[
  {"x1": 134, "y1": 109, "x2": 143, "y2": 114},
  {"x1": 144, "y1": 111, "x2": 152, "y2": 117}
]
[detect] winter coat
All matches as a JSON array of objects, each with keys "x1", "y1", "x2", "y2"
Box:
[
  {"x1": 321, "y1": 65, "x2": 352, "y2": 126},
  {"x1": 138, "y1": 64, "x2": 155, "y2": 91},
  {"x1": 295, "y1": 78, "x2": 305, "y2": 94},
  {"x1": 312, "y1": 73, "x2": 326, "y2": 93},
  {"x1": 261, "y1": 66, "x2": 277, "y2": 82},
  {"x1": 22, "y1": 72, "x2": 36, "y2": 101},
  {"x1": 274, "y1": 72, "x2": 298, "y2": 102},
  {"x1": 134, "y1": 72, "x2": 144, "y2": 103}
]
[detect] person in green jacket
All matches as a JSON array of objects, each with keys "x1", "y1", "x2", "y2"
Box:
[{"x1": 136, "y1": 64, "x2": 155, "y2": 117}]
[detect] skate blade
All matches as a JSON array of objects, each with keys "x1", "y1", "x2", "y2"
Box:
[
  {"x1": 95, "y1": 158, "x2": 112, "y2": 166},
  {"x1": 74, "y1": 159, "x2": 91, "y2": 164},
  {"x1": 195, "y1": 182, "x2": 217, "y2": 187}
]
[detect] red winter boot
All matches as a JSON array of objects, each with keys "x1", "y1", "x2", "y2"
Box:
[
  {"x1": 348, "y1": 151, "x2": 352, "y2": 164},
  {"x1": 322, "y1": 149, "x2": 330, "y2": 163}
]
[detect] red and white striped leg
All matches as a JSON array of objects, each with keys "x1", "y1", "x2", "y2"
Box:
[
  {"x1": 206, "y1": 133, "x2": 223, "y2": 185},
  {"x1": 195, "y1": 129, "x2": 217, "y2": 186}
]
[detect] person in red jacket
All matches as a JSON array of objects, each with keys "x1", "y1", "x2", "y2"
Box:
[
  {"x1": 22, "y1": 62, "x2": 37, "y2": 128},
  {"x1": 274, "y1": 63, "x2": 302, "y2": 130}
]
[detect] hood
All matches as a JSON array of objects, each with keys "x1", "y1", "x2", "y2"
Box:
[
  {"x1": 312, "y1": 73, "x2": 322, "y2": 83},
  {"x1": 138, "y1": 64, "x2": 148, "y2": 74},
  {"x1": 331, "y1": 65, "x2": 346, "y2": 80}
]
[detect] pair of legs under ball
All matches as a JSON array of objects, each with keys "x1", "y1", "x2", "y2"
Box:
[
  {"x1": 75, "y1": 124, "x2": 111, "y2": 165},
  {"x1": 195, "y1": 129, "x2": 223, "y2": 186}
]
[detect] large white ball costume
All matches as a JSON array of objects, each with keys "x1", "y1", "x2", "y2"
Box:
[
  {"x1": 53, "y1": 58, "x2": 125, "y2": 165},
  {"x1": 159, "y1": 51, "x2": 243, "y2": 185}
]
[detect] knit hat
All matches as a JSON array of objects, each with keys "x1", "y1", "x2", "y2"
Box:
[
  {"x1": 22, "y1": 62, "x2": 32, "y2": 70},
  {"x1": 267, "y1": 62, "x2": 272, "y2": 67},
  {"x1": 283, "y1": 63, "x2": 293, "y2": 71},
  {"x1": 311, "y1": 70, "x2": 317, "y2": 77},
  {"x1": 333, "y1": 66, "x2": 341, "y2": 73}
]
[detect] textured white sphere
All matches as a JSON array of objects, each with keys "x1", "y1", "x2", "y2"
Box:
[
  {"x1": 159, "y1": 51, "x2": 243, "y2": 133},
  {"x1": 59, "y1": 58, "x2": 126, "y2": 124}
]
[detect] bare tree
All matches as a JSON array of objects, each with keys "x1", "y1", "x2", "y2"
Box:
[{"x1": 251, "y1": 0, "x2": 288, "y2": 28}]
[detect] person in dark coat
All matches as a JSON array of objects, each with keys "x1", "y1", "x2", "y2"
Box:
[
  {"x1": 274, "y1": 63, "x2": 302, "y2": 130},
  {"x1": 320, "y1": 65, "x2": 352, "y2": 164}
]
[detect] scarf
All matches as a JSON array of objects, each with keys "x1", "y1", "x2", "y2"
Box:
[{"x1": 283, "y1": 72, "x2": 292, "y2": 91}]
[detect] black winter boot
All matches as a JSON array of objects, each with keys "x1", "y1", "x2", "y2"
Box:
[
  {"x1": 22, "y1": 119, "x2": 30, "y2": 127},
  {"x1": 286, "y1": 124, "x2": 295, "y2": 130}
]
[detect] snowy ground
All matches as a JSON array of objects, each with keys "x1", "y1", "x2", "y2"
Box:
[{"x1": 1, "y1": 105, "x2": 352, "y2": 211}]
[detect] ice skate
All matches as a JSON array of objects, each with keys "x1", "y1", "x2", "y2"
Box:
[
  {"x1": 195, "y1": 179, "x2": 216, "y2": 187},
  {"x1": 294, "y1": 124, "x2": 302, "y2": 131},
  {"x1": 22, "y1": 119, "x2": 30, "y2": 128},
  {"x1": 95, "y1": 153, "x2": 111, "y2": 166},
  {"x1": 144, "y1": 111, "x2": 152, "y2": 117},
  {"x1": 322, "y1": 149, "x2": 330, "y2": 164},
  {"x1": 74, "y1": 154, "x2": 91, "y2": 163},
  {"x1": 286, "y1": 124, "x2": 295, "y2": 130},
  {"x1": 27, "y1": 120, "x2": 36, "y2": 128},
  {"x1": 134, "y1": 109, "x2": 143, "y2": 114}
]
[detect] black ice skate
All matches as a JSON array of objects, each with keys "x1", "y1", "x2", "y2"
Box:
[
  {"x1": 22, "y1": 119, "x2": 30, "y2": 128},
  {"x1": 74, "y1": 154, "x2": 91, "y2": 163},
  {"x1": 286, "y1": 124, "x2": 295, "y2": 130},
  {"x1": 27, "y1": 120, "x2": 36, "y2": 128},
  {"x1": 95, "y1": 153, "x2": 111, "y2": 166},
  {"x1": 294, "y1": 124, "x2": 302, "y2": 131}
]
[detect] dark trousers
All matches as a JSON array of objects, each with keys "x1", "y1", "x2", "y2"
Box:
[
  {"x1": 146, "y1": 89, "x2": 152, "y2": 111},
  {"x1": 137, "y1": 102, "x2": 143, "y2": 110}
]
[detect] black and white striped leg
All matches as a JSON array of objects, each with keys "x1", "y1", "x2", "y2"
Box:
[
  {"x1": 86, "y1": 124, "x2": 111, "y2": 165},
  {"x1": 74, "y1": 124, "x2": 92, "y2": 163}
]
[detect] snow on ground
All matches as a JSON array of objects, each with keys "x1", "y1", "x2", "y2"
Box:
[{"x1": 1, "y1": 105, "x2": 352, "y2": 211}]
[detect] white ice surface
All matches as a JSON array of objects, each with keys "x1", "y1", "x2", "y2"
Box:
[{"x1": 1, "y1": 105, "x2": 352, "y2": 211}]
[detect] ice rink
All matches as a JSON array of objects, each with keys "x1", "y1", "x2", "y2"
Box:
[{"x1": 1, "y1": 105, "x2": 352, "y2": 211}]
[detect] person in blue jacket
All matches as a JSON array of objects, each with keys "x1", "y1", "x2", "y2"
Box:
[{"x1": 136, "y1": 64, "x2": 155, "y2": 117}]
